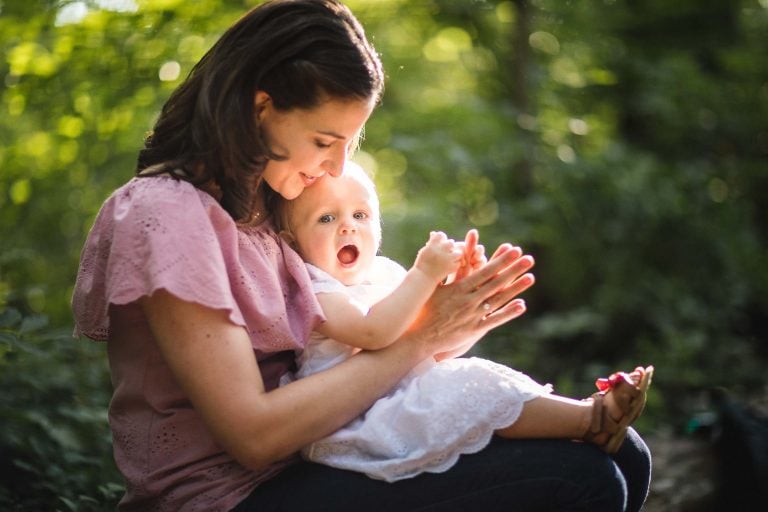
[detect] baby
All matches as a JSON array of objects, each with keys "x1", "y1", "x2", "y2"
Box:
[{"x1": 276, "y1": 162, "x2": 652, "y2": 482}]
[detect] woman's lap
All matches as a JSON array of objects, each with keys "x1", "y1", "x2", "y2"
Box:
[{"x1": 233, "y1": 429, "x2": 651, "y2": 512}]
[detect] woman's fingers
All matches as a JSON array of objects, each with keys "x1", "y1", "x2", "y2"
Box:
[
  {"x1": 460, "y1": 246, "x2": 532, "y2": 295},
  {"x1": 464, "y1": 229, "x2": 478, "y2": 253},
  {"x1": 489, "y1": 241, "x2": 516, "y2": 260},
  {"x1": 481, "y1": 297, "x2": 529, "y2": 330},
  {"x1": 457, "y1": 246, "x2": 535, "y2": 328},
  {"x1": 453, "y1": 229, "x2": 479, "y2": 281},
  {"x1": 481, "y1": 272, "x2": 535, "y2": 315}
]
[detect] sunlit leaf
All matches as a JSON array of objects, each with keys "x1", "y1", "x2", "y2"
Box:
[
  {"x1": 57, "y1": 116, "x2": 85, "y2": 138},
  {"x1": 9, "y1": 179, "x2": 31, "y2": 205},
  {"x1": 7, "y1": 41, "x2": 59, "y2": 77},
  {"x1": 423, "y1": 27, "x2": 472, "y2": 62}
]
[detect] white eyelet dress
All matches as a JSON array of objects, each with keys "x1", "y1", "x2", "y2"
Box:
[{"x1": 290, "y1": 257, "x2": 553, "y2": 482}]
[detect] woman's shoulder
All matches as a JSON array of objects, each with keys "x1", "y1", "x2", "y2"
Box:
[
  {"x1": 113, "y1": 175, "x2": 218, "y2": 209},
  {"x1": 96, "y1": 175, "x2": 232, "y2": 232}
]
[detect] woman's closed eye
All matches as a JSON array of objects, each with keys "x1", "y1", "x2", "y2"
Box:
[{"x1": 314, "y1": 139, "x2": 333, "y2": 149}]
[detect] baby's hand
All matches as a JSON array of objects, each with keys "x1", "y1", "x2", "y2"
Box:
[{"x1": 414, "y1": 231, "x2": 463, "y2": 283}]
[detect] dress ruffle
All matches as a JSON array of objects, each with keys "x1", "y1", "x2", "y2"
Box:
[{"x1": 304, "y1": 357, "x2": 552, "y2": 482}]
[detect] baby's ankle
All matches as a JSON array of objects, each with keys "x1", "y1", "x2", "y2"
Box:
[{"x1": 579, "y1": 397, "x2": 599, "y2": 438}]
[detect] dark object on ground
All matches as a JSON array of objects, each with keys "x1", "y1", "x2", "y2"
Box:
[{"x1": 709, "y1": 387, "x2": 768, "y2": 509}]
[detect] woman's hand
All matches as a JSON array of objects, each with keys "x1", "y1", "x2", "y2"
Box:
[{"x1": 407, "y1": 232, "x2": 535, "y2": 359}]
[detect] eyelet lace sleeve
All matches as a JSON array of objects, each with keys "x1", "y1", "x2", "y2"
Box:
[{"x1": 72, "y1": 176, "x2": 323, "y2": 352}]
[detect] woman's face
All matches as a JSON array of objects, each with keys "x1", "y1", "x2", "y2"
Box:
[{"x1": 257, "y1": 92, "x2": 376, "y2": 200}]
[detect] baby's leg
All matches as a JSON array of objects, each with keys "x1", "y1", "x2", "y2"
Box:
[
  {"x1": 496, "y1": 366, "x2": 653, "y2": 453},
  {"x1": 495, "y1": 394, "x2": 594, "y2": 439}
]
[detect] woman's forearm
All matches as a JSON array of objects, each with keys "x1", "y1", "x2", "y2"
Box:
[
  {"x1": 143, "y1": 289, "x2": 434, "y2": 470},
  {"x1": 245, "y1": 333, "x2": 432, "y2": 466}
]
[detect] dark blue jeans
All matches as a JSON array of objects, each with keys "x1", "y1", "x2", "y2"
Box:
[{"x1": 232, "y1": 428, "x2": 651, "y2": 512}]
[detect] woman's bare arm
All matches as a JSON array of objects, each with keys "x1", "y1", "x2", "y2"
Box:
[
  {"x1": 142, "y1": 289, "x2": 434, "y2": 471},
  {"x1": 141, "y1": 239, "x2": 534, "y2": 471}
]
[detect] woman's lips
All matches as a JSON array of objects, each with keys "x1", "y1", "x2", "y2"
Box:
[{"x1": 301, "y1": 172, "x2": 325, "y2": 187}]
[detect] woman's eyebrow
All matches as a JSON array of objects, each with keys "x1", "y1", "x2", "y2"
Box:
[{"x1": 316, "y1": 130, "x2": 345, "y2": 139}]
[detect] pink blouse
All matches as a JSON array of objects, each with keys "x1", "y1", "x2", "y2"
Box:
[{"x1": 72, "y1": 176, "x2": 324, "y2": 512}]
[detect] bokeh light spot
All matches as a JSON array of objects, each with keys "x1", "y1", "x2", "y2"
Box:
[{"x1": 159, "y1": 61, "x2": 181, "y2": 82}]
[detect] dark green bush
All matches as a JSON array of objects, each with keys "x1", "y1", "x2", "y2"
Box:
[{"x1": 0, "y1": 307, "x2": 122, "y2": 511}]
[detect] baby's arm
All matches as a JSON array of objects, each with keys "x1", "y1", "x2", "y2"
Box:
[{"x1": 316, "y1": 231, "x2": 462, "y2": 350}]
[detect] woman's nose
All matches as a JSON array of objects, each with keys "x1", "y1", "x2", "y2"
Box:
[{"x1": 324, "y1": 146, "x2": 349, "y2": 177}]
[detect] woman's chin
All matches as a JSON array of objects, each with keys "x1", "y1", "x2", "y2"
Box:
[{"x1": 280, "y1": 187, "x2": 304, "y2": 200}]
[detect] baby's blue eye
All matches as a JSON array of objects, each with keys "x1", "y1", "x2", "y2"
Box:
[
  {"x1": 319, "y1": 214, "x2": 334, "y2": 223},
  {"x1": 353, "y1": 211, "x2": 368, "y2": 220}
]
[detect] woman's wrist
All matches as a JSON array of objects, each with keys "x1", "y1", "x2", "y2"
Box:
[{"x1": 392, "y1": 328, "x2": 436, "y2": 363}]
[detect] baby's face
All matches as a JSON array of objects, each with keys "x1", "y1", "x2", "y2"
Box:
[{"x1": 289, "y1": 168, "x2": 381, "y2": 286}]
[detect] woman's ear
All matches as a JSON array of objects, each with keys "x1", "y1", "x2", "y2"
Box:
[{"x1": 254, "y1": 91, "x2": 272, "y2": 122}]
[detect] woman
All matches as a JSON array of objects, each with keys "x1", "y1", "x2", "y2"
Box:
[{"x1": 73, "y1": 1, "x2": 651, "y2": 510}]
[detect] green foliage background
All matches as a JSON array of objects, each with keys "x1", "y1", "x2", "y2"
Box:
[{"x1": 1, "y1": 0, "x2": 767, "y2": 508}]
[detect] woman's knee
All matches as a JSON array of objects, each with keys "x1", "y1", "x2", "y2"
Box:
[
  {"x1": 614, "y1": 428, "x2": 653, "y2": 512},
  {"x1": 619, "y1": 428, "x2": 652, "y2": 473},
  {"x1": 566, "y1": 444, "x2": 628, "y2": 511}
]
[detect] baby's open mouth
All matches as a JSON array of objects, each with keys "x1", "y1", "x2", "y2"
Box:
[{"x1": 337, "y1": 244, "x2": 359, "y2": 265}]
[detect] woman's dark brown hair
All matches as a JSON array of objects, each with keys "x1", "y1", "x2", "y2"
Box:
[{"x1": 136, "y1": 0, "x2": 384, "y2": 221}]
